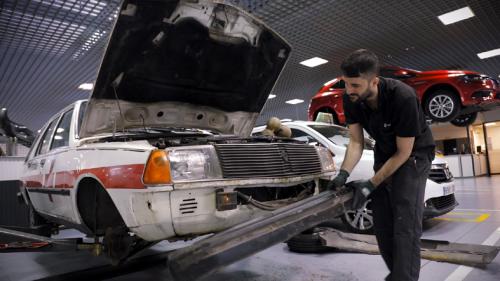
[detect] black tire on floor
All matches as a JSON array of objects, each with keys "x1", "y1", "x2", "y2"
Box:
[
  {"x1": 286, "y1": 228, "x2": 332, "y2": 253},
  {"x1": 450, "y1": 112, "x2": 478, "y2": 127},
  {"x1": 423, "y1": 90, "x2": 461, "y2": 122}
]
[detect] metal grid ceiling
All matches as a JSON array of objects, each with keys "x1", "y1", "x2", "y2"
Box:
[{"x1": 0, "y1": 0, "x2": 499, "y2": 131}]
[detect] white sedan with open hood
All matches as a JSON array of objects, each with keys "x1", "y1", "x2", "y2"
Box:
[{"x1": 19, "y1": 0, "x2": 336, "y2": 262}]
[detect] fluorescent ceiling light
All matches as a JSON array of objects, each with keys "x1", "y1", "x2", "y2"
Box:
[
  {"x1": 477, "y1": 48, "x2": 500, "y2": 59},
  {"x1": 485, "y1": 122, "x2": 497, "y2": 127},
  {"x1": 438, "y1": 6, "x2": 474, "y2": 25},
  {"x1": 78, "y1": 83, "x2": 94, "y2": 90},
  {"x1": 268, "y1": 94, "x2": 276, "y2": 99},
  {"x1": 300, "y1": 57, "x2": 328, "y2": 68},
  {"x1": 286, "y1": 99, "x2": 304, "y2": 105}
]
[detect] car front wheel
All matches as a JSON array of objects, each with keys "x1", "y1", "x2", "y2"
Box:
[{"x1": 424, "y1": 90, "x2": 461, "y2": 122}]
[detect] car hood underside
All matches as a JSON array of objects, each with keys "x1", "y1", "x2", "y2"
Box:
[{"x1": 80, "y1": 0, "x2": 291, "y2": 138}]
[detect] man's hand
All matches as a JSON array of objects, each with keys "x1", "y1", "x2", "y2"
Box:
[
  {"x1": 347, "y1": 180, "x2": 376, "y2": 210},
  {"x1": 327, "y1": 169, "x2": 350, "y2": 190}
]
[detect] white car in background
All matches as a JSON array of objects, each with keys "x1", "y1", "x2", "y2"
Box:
[{"x1": 253, "y1": 121, "x2": 458, "y2": 233}]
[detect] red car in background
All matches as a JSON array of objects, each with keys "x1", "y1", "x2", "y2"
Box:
[{"x1": 309, "y1": 66, "x2": 500, "y2": 126}]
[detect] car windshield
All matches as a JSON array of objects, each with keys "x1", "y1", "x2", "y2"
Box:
[{"x1": 307, "y1": 124, "x2": 374, "y2": 150}]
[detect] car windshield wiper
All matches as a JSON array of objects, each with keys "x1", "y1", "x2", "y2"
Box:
[
  {"x1": 147, "y1": 127, "x2": 218, "y2": 135},
  {"x1": 94, "y1": 127, "x2": 218, "y2": 142}
]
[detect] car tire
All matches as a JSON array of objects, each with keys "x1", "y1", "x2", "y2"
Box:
[
  {"x1": 286, "y1": 227, "x2": 332, "y2": 253},
  {"x1": 341, "y1": 199, "x2": 374, "y2": 234},
  {"x1": 424, "y1": 90, "x2": 461, "y2": 122},
  {"x1": 450, "y1": 112, "x2": 478, "y2": 127}
]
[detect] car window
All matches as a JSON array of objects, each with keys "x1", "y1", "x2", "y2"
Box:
[
  {"x1": 330, "y1": 80, "x2": 345, "y2": 90},
  {"x1": 77, "y1": 101, "x2": 87, "y2": 137},
  {"x1": 308, "y1": 125, "x2": 374, "y2": 150},
  {"x1": 25, "y1": 129, "x2": 44, "y2": 161},
  {"x1": 36, "y1": 119, "x2": 58, "y2": 156},
  {"x1": 290, "y1": 128, "x2": 320, "y2": 143},
  {"x1": 51, "y1": 109, "x2": 73, "y2": 150}
]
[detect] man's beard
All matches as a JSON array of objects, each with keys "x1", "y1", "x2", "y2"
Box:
[{"x1": 349, "y1": 89, "x2": 372, "y2": 104}]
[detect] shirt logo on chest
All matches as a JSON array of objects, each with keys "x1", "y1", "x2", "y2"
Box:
[{"x1": 383, "y1": 123, "x2": 392, "y2": 128}]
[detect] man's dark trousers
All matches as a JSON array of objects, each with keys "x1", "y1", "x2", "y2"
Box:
[{"x1": 370, "y1": 156, "x2": 431, "y2": 281}]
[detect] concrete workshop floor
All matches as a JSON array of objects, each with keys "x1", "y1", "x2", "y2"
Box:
[{"x1": 1, "y1": 176, "x2": 500, "y2": 281}]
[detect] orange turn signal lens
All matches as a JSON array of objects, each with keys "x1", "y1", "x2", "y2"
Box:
[{"x1": 143, "y1": 150, "x2": 172, "y2": 185}]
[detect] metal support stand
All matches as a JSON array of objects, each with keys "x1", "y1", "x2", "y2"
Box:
[{"x1": 5, "y1": 137, "x2": 18, "y2": 156}]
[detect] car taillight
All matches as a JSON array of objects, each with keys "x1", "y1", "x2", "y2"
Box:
[{"x1": 143, "y1": 150, "x2": 172, "y2": 185}]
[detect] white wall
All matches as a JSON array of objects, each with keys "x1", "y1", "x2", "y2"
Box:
[
  {"x1": 0, "y1": 156, "x2": 25, "y2": 181},
  {"x1": 0, "y1": 143, "x2": 30, "y2": 157},
  {"x1": 430, "y1": 123, "x2": 467, "y2": 141},
  {"x1": 486, "y1": 124, "x2": 500, "y2": 174},
  {"x1": 482, "y1": 107, "x2": 500, "y2": 123}
]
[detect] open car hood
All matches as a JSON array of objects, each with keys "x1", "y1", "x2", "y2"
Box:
[{"x1": 80, "y1": 0, "x2": 291, "y2": 138}]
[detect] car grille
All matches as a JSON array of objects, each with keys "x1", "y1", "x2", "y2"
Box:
[
  {"x1": 427, "y1": 194, "x2": 456, "y2": 210},
  {"x1": 428, "y1": 167, "x2": 453, "y2": 183},
  {"x1": 214, "y1": 143, "x2": 321, "y2": 178}
]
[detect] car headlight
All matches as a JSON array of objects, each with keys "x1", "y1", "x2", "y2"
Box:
[
  {"x1": 316, "y1": 146, "x2": 336, "y2": 172},
  {"x1": 168, "y1": 146, "x2": 222, "y2": 181},
  {"x1": 460, "y1": 74, "x2": 484, "y2": 82}
]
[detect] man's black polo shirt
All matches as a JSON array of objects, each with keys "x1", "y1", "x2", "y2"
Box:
[{"x1": 343, "y1": 77, "x2": 435, "y2": 165}]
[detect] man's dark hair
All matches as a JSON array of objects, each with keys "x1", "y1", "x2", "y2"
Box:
[{"x1": 340, "y1": 49, "x2": 379, "y2": 78}]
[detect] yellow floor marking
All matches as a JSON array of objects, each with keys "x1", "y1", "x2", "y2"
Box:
[{"x1": 433, "y1": 213, "x2": 490, "y2": 223}]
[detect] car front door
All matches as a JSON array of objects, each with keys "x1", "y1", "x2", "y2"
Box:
[{"x1": 26, "y1": 116, "x2": 59, "y2": 215}]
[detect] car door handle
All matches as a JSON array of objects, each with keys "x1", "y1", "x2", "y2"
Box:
[{"x1": 27, "y1": 161, "x2": 37, "y2": 169}]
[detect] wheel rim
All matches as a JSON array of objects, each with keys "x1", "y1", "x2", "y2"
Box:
[
  {"x1": 344, "y1": 199, "x2": 373, "y2": 231},
  {"x1": 429, "y1": 95, "x2": 455, "y2": 118}
]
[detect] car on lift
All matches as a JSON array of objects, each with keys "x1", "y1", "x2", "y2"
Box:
[
  {"x1": 308, "y1": 66, "x2": 500, "y2": 127},
  {"x1": 253, "y1": 121, "x2": 458, "y2": 233},
  {"x1": 17, "y1": 0, "x2": 337, "y2": 263}
]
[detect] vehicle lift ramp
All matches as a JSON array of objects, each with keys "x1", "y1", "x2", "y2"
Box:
[{"x1": 1, "y1": 188, "x2": 499, "y2": 281}]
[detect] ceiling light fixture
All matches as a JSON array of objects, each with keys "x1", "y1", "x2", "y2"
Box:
[
  {"x1": 78, "y1": 83, "x2": 94, "y2": 90},
  {"x1": 438, "y1": 6, "x2": 474, "y2": 25},
  {"x1": 477, "y1": 48, "x2": 500, "y2": 59},
  {"x1": 268, "y1": 94, "x2": 276, "y2": 99},
  {"x1": 300, "y1": 57, "x2": 328, "y2": 68},
  {"x1": 286, "y1": 99, "x2": 304, "y2": 105}
]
